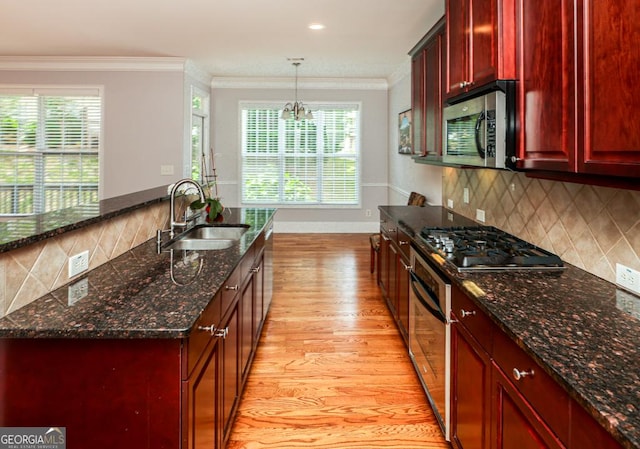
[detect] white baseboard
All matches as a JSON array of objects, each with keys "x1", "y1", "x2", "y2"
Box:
[{"x1": 273, "y1": 221, "x2": 379, "y2": 233}]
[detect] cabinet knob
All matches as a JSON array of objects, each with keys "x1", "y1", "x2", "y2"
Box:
[
  {"x1": 460, "y1": 309, "x2": 476, "y2": 318},
  {"x1": 214, "y1": 327, "x2": 229, "y2": 339},
  {"x1": 197, "y1": 325, "x2": 216, "y2": 335},
  {"x1": 251, "y1": 266, "x2": 261, "y2": 273},
  {"x1": 225, "y1": 284, "x2": 239, "y2": 291},
  {"x1": 510, "y1": 156, "x2": 521, "y2": 164},
  {"x1": 512, "y1": 368, "x2": 535, "y2": 381}
]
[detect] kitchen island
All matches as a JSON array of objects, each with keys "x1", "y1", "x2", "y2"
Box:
[
  {"x1": 0, "y1": 203, "x2": 276, "y2": 449},
  {"x1": 379, "y1": 205, "x2": 639, "y2": 449}
]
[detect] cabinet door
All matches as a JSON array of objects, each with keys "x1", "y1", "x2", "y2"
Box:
[
  {"x1": 220, "y1": 305, "x2": 240, "y2": 446},
  {"x1": 396, "y1": 252, "x2": 411, "y2": 344},
  {"x1": 240, "y1": 275, "x2": 254, "y2": 382},
  {"x1": 424, "y1": 21, "x2": 446, "y2": 157},
  {"x1": 379, "y1": 230, "x2": 391, "y2": 295},
  {"x1": 184, "y1": 339, "x2": 217, "y2": 449},
  {"x1": 579, "y1": 0, "x2": 640, "y2": 177},
  {"x1": 253, "y1": 252, "x2": 265, "y2": 341},
  {"x1": 388, "y1": 244, "x2": 399, "y2": 318},
  {"x1": 470, "y1": 0, "x2": 498, "y2": 85},
  {"x1": 412, "y1": 48, "x2": 426, "y2": 156},
  {"x1": 446, "y1": 0, "x2": 469, "y2": 97},
  {"x1": 492, "y1": 363, "x2": 566, "y2": 449},
  {"x1": 451, "y1": 320, "x2": 491, "y2": 449},
  {"x1": 516, "y1": 0, "x2": 576, "y2": 172}
]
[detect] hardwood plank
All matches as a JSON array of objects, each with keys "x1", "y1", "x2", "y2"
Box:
[{"x1": 228, "y1": 233, "x2": 449, "y2": 449}]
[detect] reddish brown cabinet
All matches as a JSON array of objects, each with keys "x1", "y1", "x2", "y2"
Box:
[
  {"x1": 377, "y1": 213, "x2": 411, "y2": 346},
  {"x1": 0, "y1": 223, "x2": 272, "y2": 449},
  {"x1": 445, "y1": 0, "x2": 515, "y2": 98},
  {"x1": 450, "y1": 287, "x2": 623, "y2": 449},
  {"x1": 411, "y1": 17, "x2": 446, "y2": 158},
  {"x1": 516, "y1": 0, "x2": 640, "y2": 178},
  {"x1": 450, "y1": 286, "x2": 492, "y2": 449}
]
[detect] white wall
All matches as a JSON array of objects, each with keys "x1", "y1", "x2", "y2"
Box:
[
  {"x1": 0, "y1": 64, "x2": 189, "y2": 199},
  {"x1": 387, "y1": 66, "x2": 443, "y2": 206},
  {"x1": 211, "y1": 82, "x2": 388, "y2": 233}
]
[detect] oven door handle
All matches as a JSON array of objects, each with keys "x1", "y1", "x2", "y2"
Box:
[{"x1": 410, "y1": 272, "x2": 446, "y2": 324}]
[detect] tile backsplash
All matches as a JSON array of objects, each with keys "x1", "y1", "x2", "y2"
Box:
[
  {"x1": 443, "y1": 168, "x2": 640, "y2": 283},
  {"x1": 0, "y1": 202, "x2": 169, "y2": 318}
]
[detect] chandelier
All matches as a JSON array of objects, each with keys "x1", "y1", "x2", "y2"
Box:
[{"x1": 281, "y1": 60, "x2": 313, "y2": 121}]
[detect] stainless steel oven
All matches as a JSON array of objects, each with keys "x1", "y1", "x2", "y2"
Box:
[{"x1": 409, "y1": 248, "x2": 451, "y2": 440}]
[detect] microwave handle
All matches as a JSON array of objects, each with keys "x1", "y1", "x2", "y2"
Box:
[{"x1": 474, "y1": 110, "x2": 486, "y2": 159}]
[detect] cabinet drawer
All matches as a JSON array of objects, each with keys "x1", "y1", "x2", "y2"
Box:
[
  {"x1": 185, "y1": 292, "x2": 221, "y2": 377},
  {"x1": 396, "y1": 229, "x2": 412, "y2": 259},
  {"x1": 221, "y1": 264, "x2": 242, "y2": 315},
  {"x1": 451, "y1": 286, "x2": 494, "y2": 352},
  {"x1": 493, "y1": 329, "x2": 570, "y2": 445},
  {"x1": 380, "y1": 217, "x2": 397, "y2": 242}
]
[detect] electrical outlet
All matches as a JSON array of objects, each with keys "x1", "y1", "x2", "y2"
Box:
[
  {"x1": 447, "y1": 199, "x2": 454, "y2": 209},
  {"x1": 69, "y1": 250, "x2": 89, "y2": 278},
  {"x1": 68, "y1": 278, "x2": 89, "y2": 305},
  {"x1": 616, "y1": 263, "x2": 640, "y2": 295},
  {"x1": 464, "y1": 188, "x2": 470, "y2": 204},
  {"x1": 476, "y1": 209, "x2": 486, "y2": 223},
  {"x1": 160, "y1": 165, "x2": 174, "y2": 176},
  {"x1": 365, "y1": 209, "x2": 372, "y2": 217}
]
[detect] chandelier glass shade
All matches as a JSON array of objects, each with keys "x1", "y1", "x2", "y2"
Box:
[{"x1": 281, "y1": 62, "x2": 313, "y2": 121}]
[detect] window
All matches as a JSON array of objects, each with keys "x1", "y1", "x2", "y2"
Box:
[
  {"x1": 0, "y1": 87, "x2": 101, "y2": 216},
  {"x1": 241, "y1": 103, "x2": 360, "y2": 206},
  {"x1": 190, "y1": 87, "x2": 210, "y2": 182}
]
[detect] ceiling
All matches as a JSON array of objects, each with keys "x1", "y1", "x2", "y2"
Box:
[{"x1": 0, "y1": 0, "x2": 444, "y2": 80}]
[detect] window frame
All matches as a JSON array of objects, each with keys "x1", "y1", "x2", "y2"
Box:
[{"x1": 239, "y1": 101, "x2": 362, "y2": 209}]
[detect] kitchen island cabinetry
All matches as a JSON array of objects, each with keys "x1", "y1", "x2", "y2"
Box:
[
  {"x1": 445, "y1": 0, "x2": 515, "y2": 98},
  {"x1": 0, "y1": 210, "x2": 276, "y2": 449},
  {"x1": 515, "y1": 0, "x2": 640, "y2": 179}
]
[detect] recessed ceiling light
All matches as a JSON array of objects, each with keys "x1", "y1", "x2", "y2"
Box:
[{"x1": 308, "y1": 23, "x2": 325, "y2": 31}]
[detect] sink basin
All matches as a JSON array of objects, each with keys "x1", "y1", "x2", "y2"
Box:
[{"x1": 164, "y1": 224, "x2": 250, "y2": 251}]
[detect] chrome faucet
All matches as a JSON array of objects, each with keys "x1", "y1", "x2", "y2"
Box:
[{"x1": 168, "y1": 179, "x2": 206, "y2": 238}]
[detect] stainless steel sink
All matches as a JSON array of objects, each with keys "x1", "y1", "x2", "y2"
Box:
[{"x1": 164, "y1": 224, "x2": 250, "y2": 251}]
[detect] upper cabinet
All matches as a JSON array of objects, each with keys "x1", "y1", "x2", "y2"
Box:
[
  {"x1": 445, "y1": 0, "x2": 516, "y2": 98},
  {"x1": 411, "y1": 17, "x2": 446, "y2": 158},
  {"x1": 516, "y1": 0, "x2": 640, "y2": 179}
]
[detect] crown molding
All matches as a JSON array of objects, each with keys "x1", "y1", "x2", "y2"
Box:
[
  {"x1": 388, "y1": 59, "x2": 411, "y2": 87},
  {"x1": 184, "y1": 60, "x2": 213, "y2": 85},
  {"x1": 0, "y1": 56, "x2": 188, "y2": 72},
  {"x1": 211, "y1": 76, "x2": 389, "y2": 90}
]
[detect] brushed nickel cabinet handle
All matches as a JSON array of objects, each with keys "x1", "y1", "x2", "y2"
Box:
[
  {"x1": 225, "y1": 284, "x2": 238, "y2": 291},
  {"x1": 460, "y1": 309, "x2": 476, "y2": 318},
  {"x1": 197, "y1": 325, "x2": 216, "y2": 335},
  {"x1": 512, "y1": 368, "x2": 535, "y2": 381}
]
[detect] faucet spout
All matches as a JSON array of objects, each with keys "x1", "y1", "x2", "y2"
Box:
[{"x1": 169, "y1": 179, "x2": 206, "y2": 238}]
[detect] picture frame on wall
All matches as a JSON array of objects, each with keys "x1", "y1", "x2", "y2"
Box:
[{"x1": 398, "y1": 109, "x2": 412, "y2": 154}]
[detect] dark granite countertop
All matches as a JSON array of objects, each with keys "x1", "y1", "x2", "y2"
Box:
[
  {"x1": 0, "y1": 185, "x2": 170, "y2": 254},
  {"x1": 0, "y1": 207, "x2": 276, "y2": 339},
  {"x1": 380, "y1": 205, "x2": 640, "y2": 449}
]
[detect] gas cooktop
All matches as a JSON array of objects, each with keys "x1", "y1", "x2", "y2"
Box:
[{"x1": 420, "y1": 226, "x2": 564, "y2": 272}]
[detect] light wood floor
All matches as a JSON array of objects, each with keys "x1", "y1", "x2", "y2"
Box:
[{"x1": 227, "y1": 233, "x2": 449, "y2": 449}]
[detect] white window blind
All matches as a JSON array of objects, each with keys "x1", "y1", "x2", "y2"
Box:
[
  {"x1": 241, "y1": 103, "x2": 360, "y2": 206},
  {"x1": 0, "y1": 88, "x2": 101, "y2": 215}
]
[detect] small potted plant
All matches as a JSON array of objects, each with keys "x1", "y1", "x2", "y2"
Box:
[{"x1": 190, "y1": 197, "x2": 224, "y2": 222}]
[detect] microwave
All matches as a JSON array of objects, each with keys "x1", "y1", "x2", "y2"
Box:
[{"x1": 442, "y1": 81, "x2": 516, "y2": 169}]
